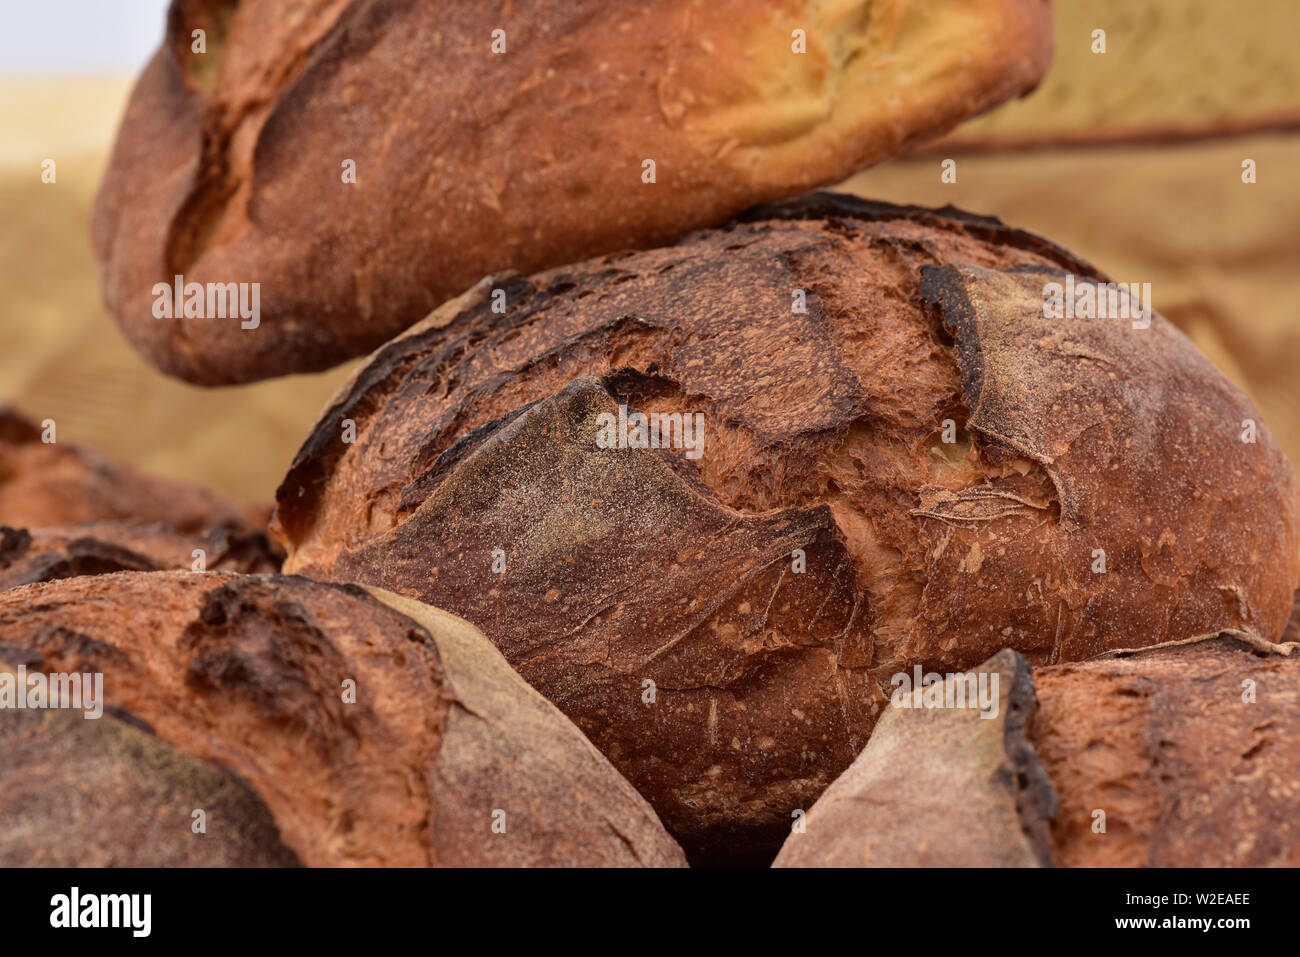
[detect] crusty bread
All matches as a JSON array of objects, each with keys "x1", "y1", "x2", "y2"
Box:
[
  {"x1": 92, "y1": 0, "x2": 1051, "y2": 383},
  {"x1": 775, "y1": 636, "x2": 1300, "y2": 867},
  {"x1": 0, "y1": 406, "x2": 265, "y2": 533},
  {"x1": 773, "y1": 649, "x2": 1055, "y2": 867},
  {"x1": 0, "y1": 521, "x2": 280, "y2": 592},
  {"x1": 1033, "y1": 634, "x2": 1300, "y2": 867},
  {"x1": 272, "y1": 194, "x2": 1300, "y2": 860},
  {"x1": 0, "y1": 572, "x2": 685, "y2": 867},
  {"x1": 0, "y1": 685, "x2": 301, "y2": 867}
]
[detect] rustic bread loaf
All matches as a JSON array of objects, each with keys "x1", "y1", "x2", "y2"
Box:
[
  {"x1": 776, "y1": 635, "x2": 1300, "y2": 867},
  {"x1": 0, "y1": 521, "x2": 279, "y2": 592},
  {"x1": 0, "y1": 572, "x2": 685, "y2": 867},
  {"x1": 271, "y1": 194, "x2": 1300, "y2": 860},
  {"x1": 0, "y1": 406, "x2": 265, "y2": 533},
  {"x1": 91, "y1": 0, "x2": 1052, "y2": 383}
]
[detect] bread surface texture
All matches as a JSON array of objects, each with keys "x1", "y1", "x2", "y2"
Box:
[
  {"x1": 773, "y1": 636, "x2": 1300, "y2": 867},
  {"x1": 272, "y1": 194, "x2": 1300, "y2": 858},
  {"x1": 92, "y1": 0, "x2": 1051, "y2": 383},
  {"x1": 0, "y1": 521, "x2": 280, "y2": 593},
  {"x1": 0, "y1": 571, "x2": 685, "y2": 867},
  {"x1": 1033, "y1": 635, "x2": 1300, "y2": 867}
]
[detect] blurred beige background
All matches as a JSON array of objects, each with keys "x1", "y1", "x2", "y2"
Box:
[{"x1": 2, "y1": 1, "x2": 1298, "y2": 505}]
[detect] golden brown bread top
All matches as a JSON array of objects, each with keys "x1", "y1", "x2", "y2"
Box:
[
  {"x1": 92, "y1": 0, "x2": 1051, "y2": 383},
  {"x1": 0, "y1": 571, "x2": 685, "y2": 867},
  {"x1": 271, "y1": 194, "x2": 1300, "y2": 859}
]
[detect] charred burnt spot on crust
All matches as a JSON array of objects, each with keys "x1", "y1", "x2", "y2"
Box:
[
  {"x1": 995, "y1": 650, "x2": 1059, "y2": 867},
  {"x1": 200, "y1": 523, "x2": 285, "y2": 570},
  {"x1": 738, "y1": 192, "x2": 1104, "y2": 279},
  {"x1": 0, "y1": 527, "x2": 32, "y2": 566},
  {"x1": 920, "y1": 263, "x2": 986, "y2": 408},
  {"x1": 603, "y1": 366, "x2": 686, "y2": 407},
  {"x1": 182, "y1": 578, "x2": 350, "y2": 744},
  {"x1": 102, "y1": 704, "x2": 157, "y2": 737},
  {"x1": 738, "y1": 191, "x2": 1008, "y2": 232},
  {"x1": 7, "y1": 544, "x2": 160, "y2": 589},
  {"x1": 23, "y1": 624, "x2": 129, "y2": 671}
]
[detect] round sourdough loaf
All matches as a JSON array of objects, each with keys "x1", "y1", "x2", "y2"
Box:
[
  {"x1": 271, "y1": 194, "x2": 1300, "y2": 859},
  {"x1": 91, "y1": 0, "x2": 1051, "y2": 383},
  {"x1": 0, "y1": 572, "x2": 686, "y2": 867}
]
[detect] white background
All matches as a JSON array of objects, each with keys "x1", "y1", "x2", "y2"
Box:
[{"x1": 0, "y1": 0, "x2": 172, "y2": 76}]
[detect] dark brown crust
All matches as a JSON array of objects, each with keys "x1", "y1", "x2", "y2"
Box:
[
  {"x1": 333, "y1": 376, "x2": 875, "y2": 855},
  {"x1": 0, "y1": 521, "x2": 280, "y2": 592},
  {"x1": 1033, "y1": 635, "x2": 1300, "y2": 867},
  {"x1": 272, "y1": 195, "x2": 1300, "y2": 859},
  {"x1": 0, "y1": 697, "x2": 301, "y2": 867},
  {"x1": 0, "y1": 572, "x2": 685, "y2": 867},
  {"x1": 772, "y1": 649, "x2": 1057, "y2": 867}
]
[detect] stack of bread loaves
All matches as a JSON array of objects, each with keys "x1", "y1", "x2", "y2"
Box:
[{"x1": 5, "y1": 0, "x2": 1298, "y2": 867}]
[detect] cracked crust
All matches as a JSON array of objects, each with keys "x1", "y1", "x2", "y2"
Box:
[
  {"x1": 0, "y1": 572, "x2": 685, "y2": 867},
  {"x1": 1033, "y1": 633, "x2": 1300, "y2": 866},
  {"x1": 272, "y1": 194, "x2": 1300, "y2": 860},
  {"x1": 92, "y1": 0, "x2": 1052, "y2": 383},
  {"x1": 0, "y1": 521, "x2": 280, "y2": 593}
]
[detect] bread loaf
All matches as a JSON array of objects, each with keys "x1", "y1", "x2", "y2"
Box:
[
  {"x1": 0, "y1": 406, "x2": 265, "y2": 534},
  {"x1": 92, "y1": 0, "x2": 1051, "y2": 383},
  {"x1": 1034, "y1": 635, "x2": 1300, "y2": 867},
  {"x1": 272, "y1": 194, "x2": 1300, "y2": 860},
  {"x1": 0, "y1": 572, "x2": 685, "y2": 867},
  {"x1": 775, "y1": 635, "x2": 1300, "y2": 867},
  {"x1": 0, "y1": 521, "x2": 280, "y2": 592},
  {"x1": 773, "y1": 649, "x2": 1055, "y2": 867},
  {"x1": 0, "y1": 681, "x2": 301, "y2": 867}
]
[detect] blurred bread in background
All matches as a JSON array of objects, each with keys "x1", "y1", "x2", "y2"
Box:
[
  {"x1": 0, "y1": 77, "x2": 354, "y2": 504},
  {"x1": 1, "y1": 0, "x2": 1298, "y2": 505}
]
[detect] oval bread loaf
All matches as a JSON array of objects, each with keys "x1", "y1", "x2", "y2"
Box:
[
  {"x1": 92, "y1": 0, "x2": 1052, "y2": 383},
  {"x1": 271, "y1": 194, "x2": 1300, "y2": 860},
  {"x1": 0, "y1": 571, "x2": 686, "y2": 867}
]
